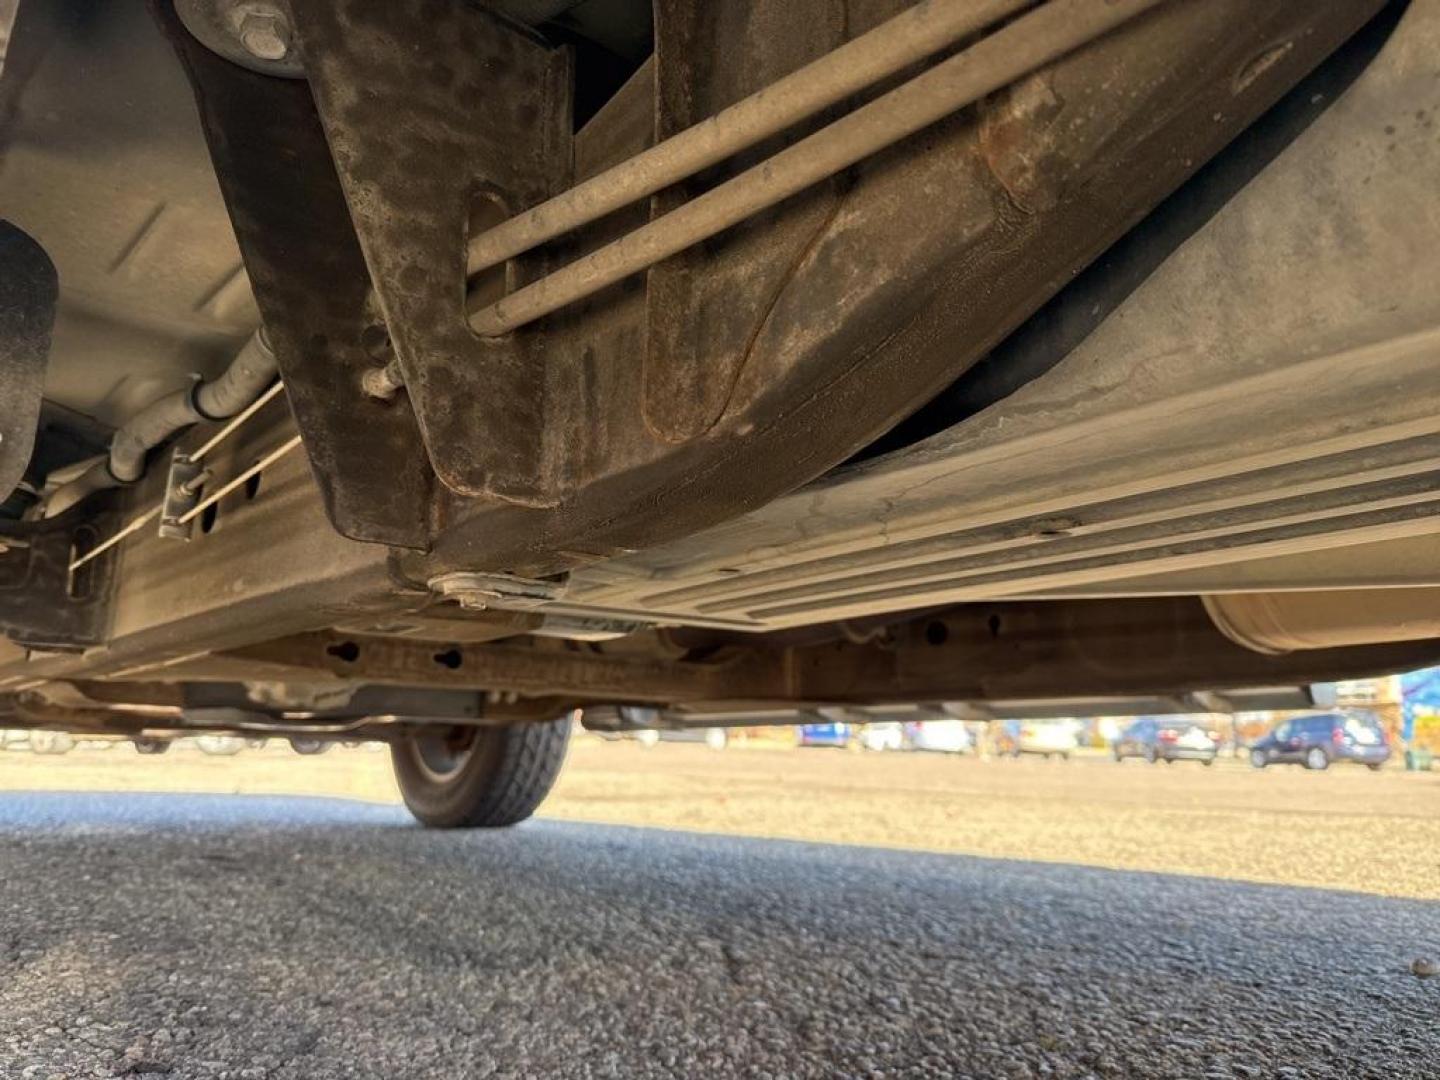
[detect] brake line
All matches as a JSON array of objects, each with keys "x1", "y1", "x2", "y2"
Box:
[
  {"x1": 68, "y1": 384, "x2": 299, "y2": 573},
  {"x1": 466, "y1": 0, "x2": 1170, "y2": 336}
]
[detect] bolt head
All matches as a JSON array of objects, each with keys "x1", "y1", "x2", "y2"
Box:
[
  {"x1": 237, "y1": 9, "x2": 291, "y2": 62},
  {"x1": 360, "y1": 365, "x2": 402, "y2": 401}
]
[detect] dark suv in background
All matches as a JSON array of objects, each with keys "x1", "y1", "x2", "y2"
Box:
[
  {"x1": 1248, "y1": 714, "x2": 1391, "y2": 772},
  {"x1": 1112, "y1": 718, "x2": 1219, "y2": 765}
]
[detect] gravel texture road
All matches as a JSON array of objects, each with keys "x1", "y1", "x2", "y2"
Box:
[{"x1": 1, "y1": 791, "x2": 1437, "y2": 1079}]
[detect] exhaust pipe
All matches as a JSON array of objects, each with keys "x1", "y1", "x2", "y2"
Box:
[{"x1": 1204, "y1": 589, "x2": 1440, "y2": 654}]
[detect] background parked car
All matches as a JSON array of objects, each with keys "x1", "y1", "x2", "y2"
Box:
[
  {"x1": 584, "y1": 705, "x2": 728, "y2": 749},
  {"x1": 858, "y1": 722, "x2": 904, "y2": 752},
  {"x1": 597, "y1": 726, "x2": 729, "y2": 749},
  {"x1": 903, "y1": 719, "x2": 972, "y2": 754},
  {"x1": 637, "y1": 727, "x2": 729, "y2": 750},
  {"x1": 28, "y1": 731, "x2": 75, "y2": 755},
  {"x1": 195, "y1": 734, "x2": 247, "y2": 756},
  {"x1": 997, "y1": 720, "x2": 1080, "y2": 760},
  {"x1": 798, "y1": 722, "x2": 852, "y2": 748},
  {"x1": 1248, "y1": 712, "x2": 1390, "y2": 771},
  {"x1": 1113, "y1": 718, "x2": 1218, "y2": 765}
]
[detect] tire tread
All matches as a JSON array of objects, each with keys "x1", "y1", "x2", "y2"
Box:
[
  {"x1": 392, "y1": 713, "x2": 572, "y2": 829},
  {"x1": 466, "y1": 718, "x2": 571, "y2": 827}
]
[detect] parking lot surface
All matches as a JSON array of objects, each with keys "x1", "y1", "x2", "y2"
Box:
[
  {"x1": 2, "y1": 738, "x2": 1437, "y2": 897},
  {"x1": 1, "y1": 792, "x2": 1438, "y2": 1079}
]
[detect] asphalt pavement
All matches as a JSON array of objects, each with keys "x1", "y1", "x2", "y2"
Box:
[{"x1": 0, "y1": 792, "x2": 1436, "y2": 1079}]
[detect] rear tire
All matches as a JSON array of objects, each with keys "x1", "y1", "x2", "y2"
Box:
[
  {"x1": 1304, "y1": 747, "x2": 1330, "y2": 771},
  {"x1": 391, "y1": 713, "x2": 572, "y2": 829},
  {"x1": 288, "y1": 737, "x2": 331, "y2": 755},
  {"x1": 1249, "y1": 749, "x2": 1267, "y2": 769}
]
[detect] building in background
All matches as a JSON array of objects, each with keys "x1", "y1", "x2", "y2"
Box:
[{"x1": 1399, "y1": 668, "x2": 1440, "y2": 752}]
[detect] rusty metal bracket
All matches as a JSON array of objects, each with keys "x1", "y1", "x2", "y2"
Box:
[
  {"x1": 157, "y1": 0, "x2": 436, "y2": 549},
  {"x1": 0, "y1": 498, "x2": 121, "y2": 651},
  {"x1": 642, "y1": 0, "x2": 849, "y2": 444},
  {"x1": 157, "y1": 450, "x2": 205, "y2": 541},
  {"x1": 287, "y1": 0, "x2": 573, "y2": 506},
  {"x1": 428, "y1": 570, "x2": 565, "y2": 612}
]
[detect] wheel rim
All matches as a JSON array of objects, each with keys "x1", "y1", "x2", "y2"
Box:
[
  {"x1": 1307, "y1": 749, "x2": 1326, "y2": 770},
  {"x1": 409, "y1": 727, "x2": 480, "y2": 783}
]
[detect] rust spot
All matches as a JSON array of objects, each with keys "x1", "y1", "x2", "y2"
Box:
[{"x1": 977, "y1": 73, "x2": 1067, "y2": 214}]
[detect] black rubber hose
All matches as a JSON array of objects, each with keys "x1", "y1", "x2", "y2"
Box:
[
  {"x1": 42, "y1": 330, "x2": 277, "y2": 517},
  {"x1": 193, "y1": 330, "x2": 277, "y2": 422},
  {"x1": 107, "y1": 386, "x2": 202, "y2": 484}
]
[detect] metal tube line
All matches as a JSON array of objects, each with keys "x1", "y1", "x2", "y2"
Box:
[
  {"x1": 464, "y1": 0, "x2": 1037, "y2": 276},
  {"x1": 67, "y1": 506, "x2": 162, "y2": 573},
  {"x1": 174, "y1": 435, "x2": 303, "y2": 527},
  {"x1": 186, "y1": 380, "x2": 288, "y2": 463},
  {"x1": 467, "y1": 0, "x2": 1168, "y2": 337},
  {"x1": 43, "y1": 330, "x2": 278, "y2": 517},
  {"x1": 68, "y1": 385, "x2": 297, "y2": 572}
]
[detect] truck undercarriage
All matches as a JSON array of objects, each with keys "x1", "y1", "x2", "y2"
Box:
[{"x1": 1, "y1": 0, "x2": 1436, "y2": 823}]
